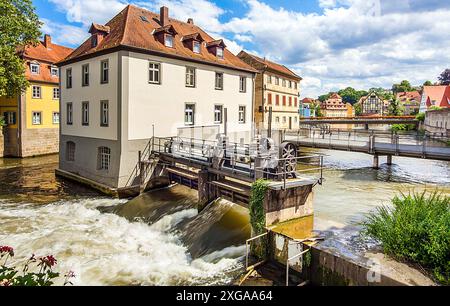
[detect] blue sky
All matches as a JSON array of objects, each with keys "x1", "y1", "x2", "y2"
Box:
[{"x1": 34, "y1": 0, "x2": 450, "y2": 97}]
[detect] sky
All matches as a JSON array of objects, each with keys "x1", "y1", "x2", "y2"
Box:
[{"x1": 34, "y1": 0, "x2": 450, "y2": 98}]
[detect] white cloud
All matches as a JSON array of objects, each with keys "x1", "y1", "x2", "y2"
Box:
[{"x1": 40, "y1": 18, "x2": 88, "y2": 46}]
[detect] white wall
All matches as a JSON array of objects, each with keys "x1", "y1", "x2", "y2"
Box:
[
  {"x1": 60, "y1": 52, "x2": 118, "y2": 141},
  {"x1": 124, "y1": 52, "x2": 254, "y2": 140}
]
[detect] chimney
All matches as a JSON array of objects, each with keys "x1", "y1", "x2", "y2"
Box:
[
  {"x1": 44, "y1": 34, "x2": 51, "y2": 48},
  {"x1": 160, "y1": 6, "x2": 169, "y2": 26},
  {"x1": 187, "y1": 18, "x2": 194, "y2": 25}
]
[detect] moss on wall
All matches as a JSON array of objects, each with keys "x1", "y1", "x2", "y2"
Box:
[{"x1": 249, "y1": 179, "x2": 269, "y2": 259}]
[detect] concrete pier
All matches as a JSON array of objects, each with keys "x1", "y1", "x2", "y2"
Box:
[
  {"x1": 387, "y1": 155, "x2": 392, "y2": 165},
  {"x1": 373, "y1": 154, "x2": 379, "y2": 169}
]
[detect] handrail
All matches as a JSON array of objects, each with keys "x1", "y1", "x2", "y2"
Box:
[
  {"x1": 286, "y1": 249, "x2": 310, "y2": 286},
  {"x1": 245, "y1": 232, "x2": 269, "y2": 270}
]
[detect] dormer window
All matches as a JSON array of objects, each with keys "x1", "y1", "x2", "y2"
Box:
[
  {"x1": 217, "y1": 47, "x2": 224, "y2": 59},
  {"x1": 165, "y1": 34, "x2": 174, "y2": 48},
  {"x1": 30, "y1": 63, "x2": 40, "y2": 74},
  {"x1": 193, "y1": 41, "x2": 201, "y2": 54},
  {"x1": 51, "y1": 66, "x2": 58, "y2": 77}
]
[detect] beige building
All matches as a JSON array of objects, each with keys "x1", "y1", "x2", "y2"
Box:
[
  {"x1": 321, "y1": 93, "x2": 348, "y2": 117},
  {"x1": 57, "y1": 5, "x2": 255, "y2": 189},
  {"x1": 237, "y1": 51, "x2": 302, "y2": 130}
]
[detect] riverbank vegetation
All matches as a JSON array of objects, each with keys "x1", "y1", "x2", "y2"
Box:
[
  {"x1": 363, "y1": 191, "x2": 450, "y2": 284},
  {"x1": 0, "y1": 246, "x2": 74, "y2": 286},
  {"x1": 249, "y1": 179, "x2": 269, "y2": 259},
  {"x1": 390, "y1": 124, "x2": 416, "y2": 132}
]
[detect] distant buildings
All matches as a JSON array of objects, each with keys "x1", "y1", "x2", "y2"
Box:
[
  {"x1": 425, "y1": 108, "x2": 449, "y2": 137},
  {"x1": 0, "y1": 35, "x2": 72, "y2": 157},
  {"x1": 320, "y1": 93, "x2": 349, "y2": 117},
  {"x1": 300, "y1": 98, "x2": 317, "y2": 118},
  {"x1": 237, "y1": 51, "x2": 302, "y2": 130},
  {"x1": 57, "y1": 5, "x2": 256, "y2": 189},
  {"x1": 357, "y1": 91, "x2": 389, "y2": 116},
  {"x1": 396, "y1": 91, "x2": 421, "y2": 115},
  {"x1": 419, "y1": 85, "x2": 450, "y2": 113}
]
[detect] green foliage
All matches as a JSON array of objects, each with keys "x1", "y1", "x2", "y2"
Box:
[
  {"x1": 249, "y1": 179, "x2": 269, "y2": 260},
  {"x1": 337, "y1": 87, "x2": 368, "y2": 105},
  {"x1": 0, "y1": 116, "x2": 5, "y2": 127},
  {"x1": 314, "y1": 104, "x2": 323, "y2": 117},
  {"x1": 429, "y1": 106, "x2": 443, "y2": 111},
  {"x1": 388, "y1": 99, "x2": 404, "y2": 116},
  {"x1": 415, "y1": 112, "x2": 425, "y2": 122},
  {"x1": 438, "y1": 69, "x2": 450, "y2": 86},
  {"x1": 423, "y1": 80, "x2": 433, "y2": 86},
  {"x1": 391, "y1": 124, "x2": 416, "y2": 131},
  {"x1": 362, "y1": 191, "x2": 450, "y2": 284},
  {"x1": 0, "y1": 0, "x2": 42, "y2": 97},
  {"x1": 392, "y1": 80, "x2": 413, "y2": 94},
  {"x1": 0, "y1": 246, "x2": 75, "y2": 286},
  {"x1": 318, "y1": 93, "x2": 330, "y2": 103},
  {"x1": 354, "y1": 103, "x2": 362, "y2": 116}
]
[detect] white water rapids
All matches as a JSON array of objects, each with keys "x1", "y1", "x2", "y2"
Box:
[{"x1": 0, "y1": 198, "x2": 246, "y2": 286}]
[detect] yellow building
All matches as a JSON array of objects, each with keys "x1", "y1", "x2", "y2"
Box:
[{"x1": 0, "y1": 35, "x2": 72, "y2": 157}]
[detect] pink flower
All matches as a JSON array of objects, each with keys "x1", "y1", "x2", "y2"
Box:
[
  {"x1": 39, "y1": 255, "x2": 57, "y2": 268},
  {"x1": 64, "y1": 271, "x2": 75, "y2": 278},
  {"x1": 0, "y1": 246, "x2": 14, "y2": 257}
]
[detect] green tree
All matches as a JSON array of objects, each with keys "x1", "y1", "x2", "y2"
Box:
[
  {"x1": 392, "y1": 80, "x2": 413, "y2": 94},
  {"x1": 338, "y1": 87, "x2": 359, "y2": 104},
  {"x1": 415, "y1": 112, "x2": 425, "y2": 122},
  {"x1": 388, "y1": 98, "x2": 404, "y2": 116},
  {"x1": 0, "y1": 0, "x2": 41, "y2": 98},
  {"x1": 314, "y1": 103, "x2": 323, "y2": 117},
  {"x1": 438, "y1": 69, "x2": 450, "y2": 85},
  {"x1": 318, "y1": 93, "x2": 330, "y2": 103},
  {"x1": 354, "y1": 103, "x2": 362, "y2": 116},
  {"x1": 423, "y1": 80, "x2": 433, "y2": 86}
]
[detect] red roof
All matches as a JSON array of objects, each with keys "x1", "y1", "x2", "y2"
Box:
[
  {"x1": 396, "y1": 91, "x2": 421, "y2": 103},
  {"x1": 21, "y1": 36, "x2": 73, "y2": 84},
  {"x1": 423, "y1": 86, "x2": 450, "y2": 108},
  {"x1": 301, "y1": 98, "x2": 316, "y2": 104},
  {"x1": 58, "y1": 5, "x2": 256, "y2": 73},
  {"x1": 237, "y1": 51, "x2": 301, "y2": 81}
]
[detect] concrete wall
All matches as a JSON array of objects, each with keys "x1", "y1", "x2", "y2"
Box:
[
  {"x1": 424, "y1": 108, "x2": 450, "y2": 137},
  {"x1": 20, "y1": 127, "x2": 59, "y2": 157}
]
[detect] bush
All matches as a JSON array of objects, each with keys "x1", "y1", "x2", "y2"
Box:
[
  {"x1": 0, "y1": 116, "x2": 5, "y2": 127},
  {"x1": 391, "y1": 124, "x2": 416, "y2": 131},
  {"x1": 362, "y1": 191, "x2": 450, "y2": 284},
  {"x1": 0, "y1": 246, "x2": 75, "y2": 286},
  {"x1": 415, "y1": 113, "x2": 425, "y2": 123}
]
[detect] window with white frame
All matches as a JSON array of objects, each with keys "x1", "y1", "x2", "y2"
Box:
[
  {"x1": 185, "y1": 104, "x2": 195, "y2": 125},
  {"x1": 238, "y1": 106, "x2": 246, "y2": 124},
  {"x1": 82, "y1": 64, "x2": 89, "y2": 86},
  {"x1": 53, "y1": 88, "x2": 59, "y2": 99},
  {"x1": 3, "y1": 112, "x2": 16, "y2": 125},
  {"x1": 32, "y1": 85, "x2": 41, "y2": 98},
  {"x1": 217, "y1": 47, "x2": 224, "y2": 59},
  {"x1": 52, "y1": 112, "x2": 60, "y2": 124},
  {"x1": 288, "y1": 81, "x2": 292, "y2": 88},
  {"x1": 294, "y1": 82, "x2": 298, "y2": 90},
  {"x1": 32, "y1": 112, "x2": 41, "y2": 125},
  {"x1": 193, "y1": 41, "x2": 201, "y2": 54},
  {"x1": 66, "y1": 102, "x2": 73, "y2": 125},
  {"x1": 283, "y1": 116, "x2": 286, "y2": 123},
  {"x1": 239, "y1": 76, "x2": 246, "y2": 93},
  {"x1": 101, "y1": 59, "x2": 109, "y2": 84},
  {"x1": 275, "y1": 116, "x2": 280, "y2": 123},
  {"x1": 215, "y1": 72, "x2": 223, "y2": 90},
  {"x1": 98, "y1": 146, "x2": 111, "y2": 170},
  {"x1": 267, "y1": 75, "x2": 272, "y2": 84},
  {"x1": 82, "y1": 102, "x2": 89, "y2": 125},
  {"x1": 66, "y1": 68, "x2": 72, "y2": 88},
  {"x1": 165, "y1": 35, "x2": 174, "y2": 47},
  {"x1": 185, "y1": 67, "x2": 196, "y2": 87},
  {"x1": 149, "y1": 62, "x2": 161, "y2": 84},
  {"x1": 100, "y1": 100, "x2": 109, "y2": 127},
  {"x1": 282, "y1": 79, "x2": 286, "y2": 87},
  {"x1": 275, "y1": 77, "x2": 279, "y2": 85},
  {"x1": 51, "y1": 67, "x2": 58, "y2": 77},
  {"x1": 30, "y1": 63, "x2": 40, "y2": 74},
  {"x1": 214, "y1": 105, "x2": 223, "y2": 123},
  {"x1": 66, "y1": 141, "x2": 75, "y2": 161}
]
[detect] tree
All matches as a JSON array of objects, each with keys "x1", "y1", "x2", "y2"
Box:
[
  {"x1": 337, "y1": 87, "x2": 360, "y2": 104},
  {"x1": 423, "y1": 80, "x2": 433, "y2": 86},
  {"x1": 354, "y1": 103, "x2": 362, "y2": 116},
  {"x1": 0, "y1": 116, "x2": 5, "y2": 127},
  {"x1": 314, "y1": 103, "x2": 323, "y2": 117},
  {"x1": 318, "y1": 93, "x2": 330, "y2": 103},
  {"x1": 438, "y1": 69, "x2": 450, "y2": 85},
  {"x1": 0, "y1": 0, "x2": 41, "y2": 98},
  {"x1": 388, "y1": 98, "x2": 404, "y2": 116},
  {"x1": 392, "y1": 80, "x2": 413, "y2": 94}
]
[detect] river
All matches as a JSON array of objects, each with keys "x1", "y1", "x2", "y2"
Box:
[{"x1": 0, "y1": 151, "x2": 448, "y2": 285}]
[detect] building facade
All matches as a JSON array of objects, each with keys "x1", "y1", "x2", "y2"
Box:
[
  {"x1": 237, "y1": 51, "x2": 301, "y2": 130},
  {"x1": 419, "y1": 85, "x2": 450, "y2": 113},
  {"x1": 358, "y1": 91, "x2": 389, "y2": 116},
  {"x1": 424, "y1": 108, "x2": 450, "y2": 137},
  {"x1": 0, "y1": 35, "x2": 72, "y2": 157},
  {"x1": 396, "y1": 91, "x2": 421, "y2": 115},
  {"x1": 320, "y1": 93, "x2": 348, "y2": 117},
  {"x1": 300, "y1": 98, "x2": 317, "y2": 118},
  {"x1": 57, "y1": 5, "x2": 255, "y2": 189}
]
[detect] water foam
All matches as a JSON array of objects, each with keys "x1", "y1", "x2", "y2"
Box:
[{"x1": 0, "y1": 198, "x2": 243, "y2": 285}]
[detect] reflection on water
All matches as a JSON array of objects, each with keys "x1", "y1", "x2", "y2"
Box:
[{"x1": 0, "y1": 150, "x2": 448, "y2": 285}]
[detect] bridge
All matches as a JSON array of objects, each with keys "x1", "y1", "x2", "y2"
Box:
[
  {"x1": 284, "y1": 128, "x2": 450, "y2": 167},
  {"x1": 299, "y1": 116, "x2": 418, "y2": 128}
]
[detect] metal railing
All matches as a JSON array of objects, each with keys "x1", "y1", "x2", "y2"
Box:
[
  {"x1": 286, "y1": 248, "x2": 310, "y2": 286},
  {"x1": 245, "y1": 232, "x2": 269, "y2": 270}
]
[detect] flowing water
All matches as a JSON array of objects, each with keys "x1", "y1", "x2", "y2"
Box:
[{"x1": 0, "y1": 150, "x2": 449, "y2": 285}]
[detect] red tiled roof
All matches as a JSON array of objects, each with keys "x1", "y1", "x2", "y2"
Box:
[
  {"x1": 89, "y1": 23, "x2": 111, "y2": 34},
  {"x1": 237, "y1": 51, "x2": 301, "y2": 81},
  {"x1": 423, "y1": 85, "x2": 450, "y2": 108},
  {"x1": 58, "y1": 5, "x2": 256, "y2": 73},
  {"x1": 396, "y1": 91, "x2": 421, "y2": 103},
  {"x1": 301, "y1": 98, "x2": 316, "y2": 104},
  {"x1": 20, "y1": 37, "x2": 73, "y2": 84}
]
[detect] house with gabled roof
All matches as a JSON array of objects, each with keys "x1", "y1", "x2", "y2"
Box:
[
  {"x1": 419, "y1": 85, "x2": 450, "y2": 113},
  {"x1": 237, "y1": 51, "x2": 302, "y2": 130},
  {"x1": 56, "y1": 5, "x2": 256, "y2": 189}
]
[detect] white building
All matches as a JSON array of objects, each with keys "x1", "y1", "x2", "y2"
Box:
[{"x1": 57, "y1": 5, "x2": 256, "y2": 189}]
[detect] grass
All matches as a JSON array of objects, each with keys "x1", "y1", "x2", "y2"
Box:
[{"x1": 362, "y1": 191, "x2": 450, "y2": 284}]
